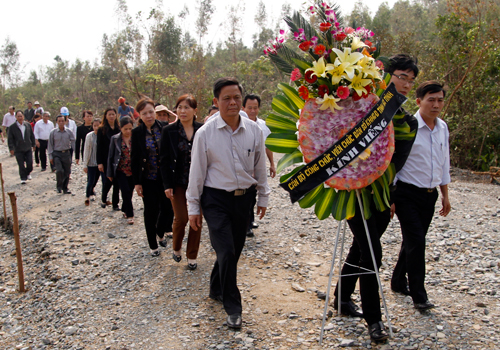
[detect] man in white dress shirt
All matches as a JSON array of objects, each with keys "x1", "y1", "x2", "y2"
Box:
[
  {"x1": 392, "y1": 80, "x2": 451, "y2": 311},
  {"x1": 34, "y1": 112, "x2": 55, "y2": 171},
  {"x1": 242, "y1": 94, "x2": 275, "y2": 237},
  {"x1": 187, "y1": 77, "x2": 270, "y2": 329},
  {"x1": 2, "y1": 106, "x2": 17, "y2": 142}
]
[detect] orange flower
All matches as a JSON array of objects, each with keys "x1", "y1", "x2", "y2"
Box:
[
  {"x1": 319, "y1": 22, "x2": 332, "y2": 32},
  {"x1": 298, "y1": 86, "x2": 310, "y2": 100},
  {"x1": 299, "y1": 41, "x2": 311, "y2": 52},
  {"x1": 379, "y1": 80, "x2": 387, "y2": 90},
  {"x1": 314, "y1": 44, "x2": 326, "y2": 55},
  {"x1": 361, "y1": 47, "x2": 372, "y2": 57}
]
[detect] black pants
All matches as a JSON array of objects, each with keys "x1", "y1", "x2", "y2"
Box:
[
  {"x1": 332, "y1": 199, "x2": 387, "y2": 325},
  {"x1": 53, "y1": 150, "x2": 71, "y2": 191},
  {"x1": 38, "y1": 139, "x2": 50, "y2": 170},
  {"x1": 141, "y1": 179, "x2": 173, "y2": 250},
  {"x1": 247, "y1": 193, "x2": 257, "y2": 230},
  {"x1": 392, "y1": 181, "x2": 438, "y2": 303},
  {"x1": 202, "y1": 186, "x2": 256, "y2": 316},
  {"x1": 101, "y1": 167, "x2": 119, "y2": 207},
  {"x1": 86, "y1": 166, "x2": 100, "y2": 198},
  {"x1": 116, "y1": 170, "x2": 134, "y2": 218},
  {"x1": 34, "y1": 146, "x2": 40, "y2": 165},
  {"x1": 15, "y1": 150, "x2": 33, "y2": 181}
]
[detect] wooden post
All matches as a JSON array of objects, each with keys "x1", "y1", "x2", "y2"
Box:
[
  {"x1": 0, "y1": 163, "x2": 7, "y2": 230},
  {"x1": 8, "y1": 192, "x2": 25, "y2": 293}
]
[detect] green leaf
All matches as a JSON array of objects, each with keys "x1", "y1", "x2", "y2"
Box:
[
  {"x1": 394, "y1": 130, "x2": 416, "y2": 140},
  {"x1": 345, "y1": 190, "x2": 357, "y2": 220},
  {"x1": 371, "y1": 180, "x2": 388, "y2": 212},
  {"x1": 291, "y1": 58, "x2": 312, "y2": 71},
  {"x1": 331, "y1": 190, "x2": 356, "y2": 221},
  {"x1": 276, "y1": 149, "x2": 303, "y2": 174},
  {"x1": 360, "y1": 187, "x2": 372, "y2": 220},
  {"x1": 266, "y1": 114, "x2": 298, "y2": 134},
  {"x1": 384, "y1": 72, "x2": 391, "y2": 85},
  {"x1": 268, "y1": 54, "x2": 295, "y2": 75},
  {"x1": 299, "y1": 184, "x2": 324, "y2": 208},
  {"x1": 278, "y1": 83, "x2": 305, "y2": 110},
  {"x1": 279, "y1": 165, "x2": 303, "y2": 183},
  {"x1": 393, "y1": 122, "x2": 411, "y2": 134},
  {"x1": 272, "y1": 95, "x2": 300, "y2": 119},
  {"x1": 265, "y1": 133, "x2": 300, "y2": 153},
  {"x1": 377, "y1": 176, "x2": 390, "y2": 207},
  {"x1": 384, "y1": 163, "x2": 396, "y2": 185},
  {"x1": 315, "y1": 188, "x2": 336, "y2": 220}
]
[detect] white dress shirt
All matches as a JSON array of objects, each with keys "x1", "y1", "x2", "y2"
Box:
[
  {"x1": 187, "y1": 114, "x2": 271, "y2": 215},
  {"x1": 34, "y1": 119, "x2": 55, "y2": 140},
  {"x1": 396, "y1": 110, "x2": 450, "y2": 188},
  {"x1": 67, "y1": 119, "x2": 77, "y2": 137},
  {"x1": 2, "y1": 113, "x2": 16, "y2": 127},
  {"x1": 16, "y1": 121, "x2": 26, "y2": 138},
  {"x1": 256, "y1": 118, "x2": 271, "y2": 140}
]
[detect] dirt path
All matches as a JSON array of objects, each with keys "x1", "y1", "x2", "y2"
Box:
[{"x1": 0, "y1": 142, "x2": 499, "y2": 350}]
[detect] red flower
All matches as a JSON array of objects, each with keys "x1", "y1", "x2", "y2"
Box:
[
  {"x1": 314, "y1": 44, "x2": 326, "y2": 56},
  {"x1": 361, "y1": 85, "x2": 372, "y2": 99},
  {"x1": 290, "y1": 68, "x2": 302, "y2": 82},
  {"x1": 304, "y1": 70, "x2": 318, "y2": 84},
  {"x1": 334, "y1": 33, "x2": 347, "y2": 41},
  {"x1": 318, "y1": 84, "x2": 329, "y2": 97},
  {"x1": 352, "y1": 92, "x2": 362, "y2": 101},
  {"x1": 375, "y1": 60, "x2": 384, "y2": 69},
  {"x1": 337, "y1": 86, "x2": 350, "y2": 99},
  {"x1": 299, "y1": 41, "x2": 312, "y2": 51},
  {"x1": 365, "y1": 40, "x2": 373, "y2": 47},
  {"x1": 298, "y1": 86, "x2": 310, "y2": 100},
  {"x1": 319, "y1": 22, "x2": 332, "y2": 32}
]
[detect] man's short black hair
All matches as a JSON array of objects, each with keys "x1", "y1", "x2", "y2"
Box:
[
  {"x1": 56, "y1": 115, "x2": 67, "y2": 122},
  {"x1": 213, "y1": 77, "x2": 243, "y2": 99},
  {"x1": 208, "y1": 105, "x2": 218, "y2": 114},
  {"x1": 243, "y1": 94, "x2": 261, "y2": 108},
  {"x1": 386, "y1": 54, "x2": 419, "y2": 77},
  {"x1": 27, "y1": 101, "x2": 32, "y2": 104},
  {"x1": 416, "y1": 80, "x2": 446, "y2": 99}
]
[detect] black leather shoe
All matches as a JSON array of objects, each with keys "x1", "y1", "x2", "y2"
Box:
[
  {"x1": 226, "y1": 313, "x2": 242, "y2": 329},
  {"x1": 251, "y1": 221, "x2": 259, "y2": 229},
  {"x1": 63, "y1": 189, "x2": 71, "y2": 194},
  {"x1": 188, "y1": 263, "x2": 197, "y2": 270},
  {"x1": 391, "y1": 284, "x2": 410, "y2": 296},
  {"x1": 158, "y1": 239, "x2": 167, "y2": 248},
  {"x1": 57, "y1": 188, "x2": 62, "y2": 193},
  {"x1": 246, "y1": 229, "x2": 254, "y2": 237},
  {"x1": 209, "y1": 293, "x2": 223, "y2": 303},
  {"x1": 414, "y1": 300, "x2": 435, "y2": 311},
  {"x1": 172, "y1": 253, "x2": 182, "y2": 262},
  {"x1": 333, "y1": 299, "x2": 363, "y2": 317},
  {"x1": 367, "y1": 321, "x2": 389, "y2": 342}
]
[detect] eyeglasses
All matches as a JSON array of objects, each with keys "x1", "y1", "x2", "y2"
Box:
[{"x1": 393, "y1": 74, "x2": 416, "y2": 86}]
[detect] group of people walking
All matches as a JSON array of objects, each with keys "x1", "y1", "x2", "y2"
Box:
[{"x1": 2, "y1": 69, "x2": 451, "y2": 342}]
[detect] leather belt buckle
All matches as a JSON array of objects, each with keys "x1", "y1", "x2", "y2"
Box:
[
  {"x1": 234, "y1": 189, "x2": 246, "y2": 196},
  {"x1": 427, "y1": 188, "x2": 435, "y2": 193}
]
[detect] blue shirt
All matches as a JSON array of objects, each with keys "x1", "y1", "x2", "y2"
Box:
[
  {"x1": 118, "y1": 105, "x2": 132, "y2": 118},
  {"x1": 396, "y1": 110, "x2": 450, "y2": 188}
]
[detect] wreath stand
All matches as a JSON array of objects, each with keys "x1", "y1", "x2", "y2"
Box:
[{"x1": 319, "y1": 190, "x2": 393, "y2": 344}]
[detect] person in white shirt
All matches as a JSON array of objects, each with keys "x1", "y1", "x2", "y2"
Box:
[
  {"x1": 2, "y1": 106, "x2": 17, "y2": 142},
  {"x1": 392, "y1": 81, "x2": 451, "y2": 311},
  {"x1": 187, "y1": 78, "x2": 270, "y2": 330},
  {"x1": 34, "y1": 112, "x2": 55, "y2": 171},
  {"x1": 242, "y1": 94, "x2": 275, "y2": 237}
]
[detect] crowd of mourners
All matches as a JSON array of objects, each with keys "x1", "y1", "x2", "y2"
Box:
[{"x1": 1, "y1": 63, "x2": 452, "y2": 342}]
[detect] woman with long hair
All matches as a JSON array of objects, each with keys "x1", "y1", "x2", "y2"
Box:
[
  {"x1": 97, "y1": 107, "x2": 120, "y2": 209},
  {"x1": 160, "y1": 94, "x2": 203, "y2": 270},
  {"x1": 131, "y1": 98, "x2": 174, "y2": 256},
  {"x1": 107, "y1": 116, "x2": 135, "y2": 224}
]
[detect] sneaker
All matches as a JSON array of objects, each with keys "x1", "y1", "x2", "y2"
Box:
[
  {"x1": 21, "y1": 180, "x2": 26, "y2": 184},
  {"x1": 27, "y1": 175, "x2": 32, "y2": 180}
]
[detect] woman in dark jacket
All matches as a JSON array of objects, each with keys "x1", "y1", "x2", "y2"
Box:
[
  {"x1": 107, "y1": 117, "x2": 134, "y2": 224},
  {"x1": 131, "y1": 98, "x2": 174, "y2": 257},
  {"x1": 97, "y1": 108, "x2": 120, "y2": 209},
  {"x1": 160, "y1": 94, "x2": 203, "y2": 270}
]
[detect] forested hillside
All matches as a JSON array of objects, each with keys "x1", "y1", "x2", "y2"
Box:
[{"x1": 1, "y1": 0, "x2": 499, "y2": 169}]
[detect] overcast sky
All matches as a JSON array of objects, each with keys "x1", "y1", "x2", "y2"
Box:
[{"x1": 2, "y1": 0, "x2": 395, "y2": 79}]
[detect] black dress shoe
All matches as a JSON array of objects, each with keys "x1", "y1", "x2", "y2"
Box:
[
  {"x1": 209, "y1": 293, "x2": 223, "y2": 303},
  {"x1": 63, "y1": 189, "x2": 71, "y2": 194},
  {"x1": 113, "y1": 206, "x2": 120, "y2": 211},
  {"x1": 226, "y1": 313, "x2": 242, "y2": 329},
  {"x1": 187, "y1": 263, "x2": 197, "y2": 270},
  {"x1": 251, "y1": 221, "x2": 259, "y2": 229},
  {"x1": 333, "y1": 299, "x2": 363, "y2": 317},
  {"x1": 414, "y1": 300, "x2": 435, "y2": 311},
  {"x1": 367, "y1": 321, "x2": 389, "y2": 342},
  {"x1": 172, "y1": 253, "x2": 182, "y2": 262},
  {"x1": 246, "y1": 229, "x2": 254, "y2": 237},
  {"x1": 391, "y1": 284, "x2": 410, "y2": 296},
  {"x1": 57, "y1": 188, "x2": 62, "y2": 193},
  {"x1": 158, "y1": 239, "x2": 167, "y2": 248}
]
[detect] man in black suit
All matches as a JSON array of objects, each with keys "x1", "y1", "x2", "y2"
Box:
[{"x1": 8, "y1": 111, "x2": 36, "y2": 184}]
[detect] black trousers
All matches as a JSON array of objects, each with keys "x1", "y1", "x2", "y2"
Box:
[
  {"x1": 201, "y1": 186, "x2": 256, "y2": 316},
  {"x1": 38, "y1": 139, "x2": 50, "y2": 170},
  {"x1": 392, "y1": 181, "x2": 438, "y2": 303},
  {"x1": 141, "y1": 179, "x2": 173, "y2": 250},
  {"x1": 332, "y1": 199, "x2": 387, "y2": 325},
  {"x1": 15, "y1": 150, "x2": 33, "y2": 181},
  {"x1": 101, "y1": 166, "x2": 119, "y2": 207},
  {"x1": 247, "y1": 192, "x2": 257, "y2": 230},
  {"x1": 116, "y1": 170, "x2": 134, "y2": 218},
  {"x1": 53, "y1": 150, "x2": 71, "y2": 191},
  {"x1": 86, "y1": 166, "x2": 100, "y2": 198},
  {"x1": 34, "y1": 146, "x2": 40, "y2": 164}
]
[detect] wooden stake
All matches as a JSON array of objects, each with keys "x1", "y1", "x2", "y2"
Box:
[
  {"x1": 8, "y1": 192, "x2": 25, "y2": 293},
  {"x1": 0, "y1": 163, "x2": 7, "y2": 229}
]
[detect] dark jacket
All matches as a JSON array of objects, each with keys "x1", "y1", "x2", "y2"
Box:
[
  {"x1": 8, "y1": 121, "x2": 36, "y2": 153},
  {"x1": 96, "y1": 126, "x2": 120, "y2": 169},
  {"x1": 131, "y1": 120, "x2": 164, "y2": 186},
  {"x1": 24, "y1": 108, "x2": 35, "y2": 122},
  {"x1": 107, "y1": 133, "x2": 125, "y2": 178},
  {"x1": 75, "y1": 124, "x2": 93, "y2": 160},
  {"x1": 391, "y1": 107, "x2": 419, "y2": 173},
  {"x1": 160, "y1": 119, "x2": 203, "y2": 191}
]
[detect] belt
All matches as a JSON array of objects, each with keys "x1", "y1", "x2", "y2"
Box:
[
  {"x1": 233, "y1": 185, "x2": 256, "y2": 196},
  {"x1": 54, "y1": 149, "x2": 71, "y2": 153},
  {"x1": 397, "y1": 181, "x2": 436, "y2": 193}
]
